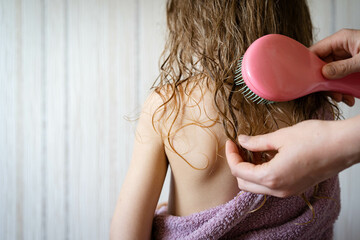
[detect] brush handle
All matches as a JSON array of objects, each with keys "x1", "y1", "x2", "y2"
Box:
[
  {"x1": 318, "y1": 72, "x2": 360, "y2": 98},
  {"x1": 241, "y1": 34, "x2": 360, "y2": 102}
]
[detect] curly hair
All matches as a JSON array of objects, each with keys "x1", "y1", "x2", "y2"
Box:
[{"x1": 152, "y1": 0, "x2": 339, "y2": 165}]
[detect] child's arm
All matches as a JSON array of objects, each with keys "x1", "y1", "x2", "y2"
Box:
[{"x1": 110, "y1": 92, "x2": 168, "y2": 240}]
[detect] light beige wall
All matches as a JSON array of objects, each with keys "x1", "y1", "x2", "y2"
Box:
[
  {"x1": 308, "y1": 1, "x2": 360, "y2": 239},
  {"x1": 0, "y1": 0, "x2": 166, "y2": 239},
  {"x1": 0, "y1": 0, "x2": 359, "y2": 239}
]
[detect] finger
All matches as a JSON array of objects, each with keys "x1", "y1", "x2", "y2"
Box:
[
  {"x1": 226, "y1": 140, "x2": 279, "y2": 189},
  {"x1": 342, "y1": 94, "x2": 355, "y2": 106},
  {"x1": 309, "y1": 29, "x2": 351, "y2": 59},
  {"x1": 326, "y1": 92, "x2": 355, "y2": 106},
  {"x1": 227, "y1": 158, "x2": 275, "y2": 191},
  {"x1": 235, "y1": 177, "x2": 296, "y2": 197},
  {"x1": 309, "y1": 36, "x2": 334, "y2": 59},
  {"x1": 235, "y1": 178, "x2": 276, "y2": 195},
  {"x1": 238, "y1": 134, "x2": 278, "y2": 152},
  {"x1": 226, "y1": 139, "x2": 277, "y2": 187},
  {"x1": 323, "y1": 54, "x2": 360, "y2": 79},
  {"x1": 326, "y1": 92, "x2": 342, "y2": 102},
  {"x1": 225, "y1": 140, "x2": 244, "y2": 166}
]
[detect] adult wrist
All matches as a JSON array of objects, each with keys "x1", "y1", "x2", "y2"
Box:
[{"x1": 336, "y1": 115, "x2": 360, "y2": 166}]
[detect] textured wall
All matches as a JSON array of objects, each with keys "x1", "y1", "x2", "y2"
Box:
[
  {"x1": 308, "y1": 1, "x2": 360, "y2": 239},
  {"x1": 0, "y1": 0, "x2": 359, "y2": 239}
]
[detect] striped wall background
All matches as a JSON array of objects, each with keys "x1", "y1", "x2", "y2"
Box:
[{"x1": 0, "y1": 0, "x2": 359, "y2": 239}]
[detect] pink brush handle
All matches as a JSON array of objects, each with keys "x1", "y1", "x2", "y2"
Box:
[
  {"x1": 241, "y1": 34, "x2": 360, "y2": 102},
  {"x1": 317, "y1": 72, "x2": 360, "y2": 98}
]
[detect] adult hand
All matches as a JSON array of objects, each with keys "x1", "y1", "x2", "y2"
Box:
[
  {"x1": 226, "y1": 29, "x2": 360, "y2": 197},
  {"x1": 310, "y1": 29, "x2": 360, "y2": 79},
  {"x1": 309, "y1": 28, "x2": 360, "y2": 106},
  {"x1": 226, "y1": 117, "x2": 360, "y2": 197}
]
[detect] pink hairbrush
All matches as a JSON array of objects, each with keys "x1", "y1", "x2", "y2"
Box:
[{"x1": 235, "y1": 34, "x2": 360, "y2": 104}]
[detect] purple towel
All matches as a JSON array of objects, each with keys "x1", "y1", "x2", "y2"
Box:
[{"x1": 152, "y1": 176, "x2": 340, "y2": 239}]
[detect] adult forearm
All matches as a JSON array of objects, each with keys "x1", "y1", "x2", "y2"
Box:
[{"x1": 338, "y1": 114, "x2": 360, "y2": 166}]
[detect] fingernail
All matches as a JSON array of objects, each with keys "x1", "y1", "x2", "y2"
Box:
[
  {"x1": 238, "y1": 135, "x2": 250, "y2": 143},
  {"x1": 324, "y1": 65, "x2": 336, "y2": 77}
]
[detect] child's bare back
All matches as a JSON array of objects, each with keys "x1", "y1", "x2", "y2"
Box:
[
  {"x1": 159, "y1": 80, "x2": 239, "y2": 216},
  {"x1": 110, "y1": 0, "x2": 341, "y2": 239}
]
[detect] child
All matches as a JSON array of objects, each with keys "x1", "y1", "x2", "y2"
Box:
[{"x1": 110, "y1": 0, "x2": 341, "y2": 239}]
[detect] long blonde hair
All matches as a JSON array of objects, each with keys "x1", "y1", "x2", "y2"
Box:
[{"x1": 152, "y1": 0, "x2": 339, "y2": 164}]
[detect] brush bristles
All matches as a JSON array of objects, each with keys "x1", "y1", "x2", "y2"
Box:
[{"x1": 234, "y1": 57, "x2": 273, "y2": 104}]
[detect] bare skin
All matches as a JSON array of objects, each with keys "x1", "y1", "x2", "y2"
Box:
[
  {"x1": 226, "y1": 117, "x2": 360, "y2": 197},
  {"x1": 312, "y1": 29, "x2": 360, "y2": 80},
  {"x1": 110, "y1": 81, "x2": 239, "y2": 240},
  {"x1": 111, "y1": 29, "x2": 360, "y2": 239},
  {"x1": 226, "y1": 29, "x2": 360, "y2": 198}
]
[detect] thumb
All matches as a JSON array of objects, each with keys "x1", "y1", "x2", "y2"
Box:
[
  {"x1": 238, "y1": 133, "x2": 277, "y2": 152},
  {"x1": 225, "y1": 140, "x2": 244, "y2": 165},
  {"x1": 323, "y1": 55, "x2": 360, "y2": 79}
]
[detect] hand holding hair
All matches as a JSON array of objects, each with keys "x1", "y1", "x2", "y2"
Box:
[
  {"x1": 226, "y1": 117, "x2": 360, "y2": 197},
  {"x1": 226, "y1": 29, "x2": 360, "y2": 197}
]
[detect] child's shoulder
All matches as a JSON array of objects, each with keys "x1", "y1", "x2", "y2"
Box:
[
  {"x1": 151, "y1": 76, "x2": 218, "y2": 117},
  {"x1": 153, "y1": 75, "x2": 216, "y2": 108},
  {"x1": 143, "y1": 76, "x2": 219, "y2": 139}
]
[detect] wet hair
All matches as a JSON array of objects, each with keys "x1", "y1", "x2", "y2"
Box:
[{"x1": 152, "y1": 0, "x2": 339, "y2": 164}]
